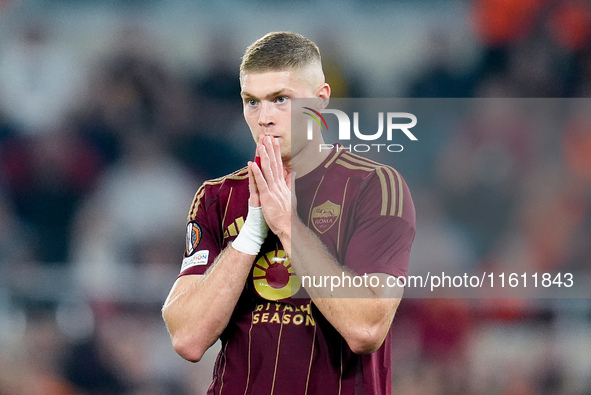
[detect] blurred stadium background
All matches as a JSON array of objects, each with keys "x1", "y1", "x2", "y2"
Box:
[{"x1": 0, "y1": 0, "x2": 590, "y2": 393}]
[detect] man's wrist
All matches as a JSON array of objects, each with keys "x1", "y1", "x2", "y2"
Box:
[
  {"x1": 231, "y1": 205, "x2": 269, "y2": 255},
  {"x1": 275, "y1": 215, "x2": 306, "y2": 253}
]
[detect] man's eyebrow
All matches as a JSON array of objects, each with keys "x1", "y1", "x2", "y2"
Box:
[
  {"x1": 240, "y1": 91, "x2": 256, "y2": 100},
  {"x1": 240, "y1": 89, "x2": 292, "y2": 101}
]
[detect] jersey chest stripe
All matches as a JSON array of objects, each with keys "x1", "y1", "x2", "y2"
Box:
[
  {"x1": 335, "y1": 158, "x2": 390, "y2": 216},
  {"x1": 243, "y1": 311, "x2": 254, "y2": 395},
  {"x1": 188, "y1": 186, "x2": 206, "y2": 222},
  {"x1": 379, "y1": 166, "x2": 403, "y2": 217},
  {"x1": 375, "y1": 168, "x2": 390, "y2": 216},
  {"x1": 270, "y1": 311, "x2": 286, "y2": 395},
  {"x1": 340, "y1": 153, "x2": 404, "y2": 217},
  {"x1": 304, "y1": 321, "x2": 317, "y2": 395},
  {"x1": 335, "y1": 158, "x2": 374, "y2": 172},
  {"x1": 341, "y1": 151, "x2": 385, "y2": 168},
  {"x1": 222, "y1": 187, "x2": 234, "y2": 226},
  {"x1": 207, "y1": 348, "x2": 221, "y2": 394},
  {"x1": 392, "y1": 168, "x2": 404, "y2": 217},
  {"x1": 307, "y1": 174, "x2": 326, "y2": 228},
  {"x1": 218, "y1": 341, "x2": 229, "y2": 395},
  {"x1": 382, "y1": 167, "x2": 397, "y2": 216},
  {"x1": 324, "y1": 148, "x2": 341, "y2": 168},
  {"x1": 336, "y1": 178, "x2": 350, "y2": 253},
  {"x1": 340, "y1": 151, "x2": 380, "y2": 166}
]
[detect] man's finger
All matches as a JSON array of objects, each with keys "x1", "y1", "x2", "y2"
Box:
[
  {"x1": 271, "y1": 136, "x2": 283, "y2": 180},
  {"x1": 257, "y1": 142, "x2": 275, "y2": 186},
  {"x1": 262, "y1": 137, "x2": 276, "y2": 178},
  {"x1": 261, "y1": 136, "x2": 281, "y2": 182},
  {"x1": 251, "y1": 157, "x2": 270, "y2": 196},
  {"x1": 247, "y1": 162, "x2": 261, "y2": 207}
]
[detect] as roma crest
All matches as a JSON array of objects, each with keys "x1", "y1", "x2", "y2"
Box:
[{"x1": 312, "y1": 200, "x2": 341, "y2": 234}]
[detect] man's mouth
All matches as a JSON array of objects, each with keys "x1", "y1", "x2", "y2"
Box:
[{"x1": 260, "y1": 134, "x2": 281, "y2": 142}]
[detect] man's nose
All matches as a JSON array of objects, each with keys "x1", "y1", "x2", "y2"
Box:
[{"x1": 258, "y1": 101, "x2": 275, "y2": 127}]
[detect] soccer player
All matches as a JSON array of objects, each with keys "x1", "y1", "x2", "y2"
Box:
[{"x1": 162, "y1": 31, "x2": 416, "y2": 394}]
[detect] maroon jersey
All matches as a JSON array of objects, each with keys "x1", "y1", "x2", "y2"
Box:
[{"x1": 180, "y1": 146, "x2": 416, "y2": 395}]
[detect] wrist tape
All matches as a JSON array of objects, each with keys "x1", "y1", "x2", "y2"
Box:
[{"x1": 232, "y1": 205, "x2": 269, "y2": 255}]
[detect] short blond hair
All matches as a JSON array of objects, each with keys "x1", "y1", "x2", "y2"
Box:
[{"x1": 240, "y1": 31, "x2": 322, "y2": 75}]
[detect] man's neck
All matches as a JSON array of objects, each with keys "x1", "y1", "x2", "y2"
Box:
[{"x1": 285, "y1": 141, "x2": 331, "y2": 179}]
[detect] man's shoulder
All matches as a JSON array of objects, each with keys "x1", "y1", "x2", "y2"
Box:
[
  {"x1": 326, "y1": 150, "x2": 413, "y2": 218},
  {"x1": 199, "y1": 167, "x2": 249, "y2": 193},
  {"x1": 187, "y1": 167, "x2": 249, "y2": 222},
  {"x1": 327, "y1": 150, "x2": 402, "y2": 182}
]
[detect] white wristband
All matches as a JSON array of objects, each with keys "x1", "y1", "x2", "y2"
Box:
[{"x1": 231, "y1": 205, "x2": 269, "y2": 255}]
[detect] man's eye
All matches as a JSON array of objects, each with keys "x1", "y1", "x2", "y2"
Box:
[
  {"x1": 248, "y1": 99, "x2": 258, "y2": 106},
  {"x1": 276, "y1": 96, "x2": 288, "y2": 103}
]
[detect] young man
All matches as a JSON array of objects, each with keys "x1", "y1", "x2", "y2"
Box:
[{"x1": 162, "y1": 32, "x2": 415, "y2": 394}]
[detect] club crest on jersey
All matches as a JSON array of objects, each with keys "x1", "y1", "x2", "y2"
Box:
[
  {"x1": 185, "y1": 222, "x2": 202, "y2": 256},
  {"x1": 253, "y1": 249, "x2": 301, "y2": 301},
  {"x1": 312, "y1": 200, "x2": 341, "y2": 234}
]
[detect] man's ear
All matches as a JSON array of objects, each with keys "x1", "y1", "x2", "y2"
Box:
[{"x1": 317, "y1": 83, "x2": 330, "y2": 109}]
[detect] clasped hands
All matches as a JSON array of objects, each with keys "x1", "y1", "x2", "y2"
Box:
[{"x1": 247, "y1": 135, "x2": 296, "y2": 239}]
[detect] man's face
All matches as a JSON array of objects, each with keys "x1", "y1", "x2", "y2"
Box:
[{"x1": 240, "y1": 69, "x2": 320, "y2": 162}]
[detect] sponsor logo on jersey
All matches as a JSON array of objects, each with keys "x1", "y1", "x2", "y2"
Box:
[
  {"x1": 185, "y1": 222, "x2": 202, "y2": 256},
  {"x1": 180, "y1": 250, "x2": 209, "y2": 272},
  {"x1": 311, "y1": 200, "x2": 341, "y2": 233},
  {"x1": 253, "y1": 249, "x2": 301, "y2": 301},
  {"x1": 223, "y1": 216, "x2": 245, "y2": 239},
  {"x1": 252, "y1": 301, "x2": 315, "y2": 327}
]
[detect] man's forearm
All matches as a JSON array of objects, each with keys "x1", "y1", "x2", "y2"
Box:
[
  {"x1": 281, "y1": 220, "x2": 401, "y2": 354},
  {"x1": 162, "y1": 246, "x2": 256, "y2": 362}
]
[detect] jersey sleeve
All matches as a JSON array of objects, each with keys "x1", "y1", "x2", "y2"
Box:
[
  {"x1": 178, "y1": 183, "x2": 223, "y2": 277},
  {"x1": 343, "y1": 167, "x2": 416, "y2": 278}
]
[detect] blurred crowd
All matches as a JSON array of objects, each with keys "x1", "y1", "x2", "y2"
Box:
[{"x1": 0, "y1": 0, "x2": 590, "y2": 394}]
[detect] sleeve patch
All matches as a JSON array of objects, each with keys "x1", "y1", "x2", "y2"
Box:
[
  {"x1": 185, "y1": 222, "x2": 202, "y2": 256},
  {"x1": 181, "y1": 250, "x2": 209, "y2": 272}
]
